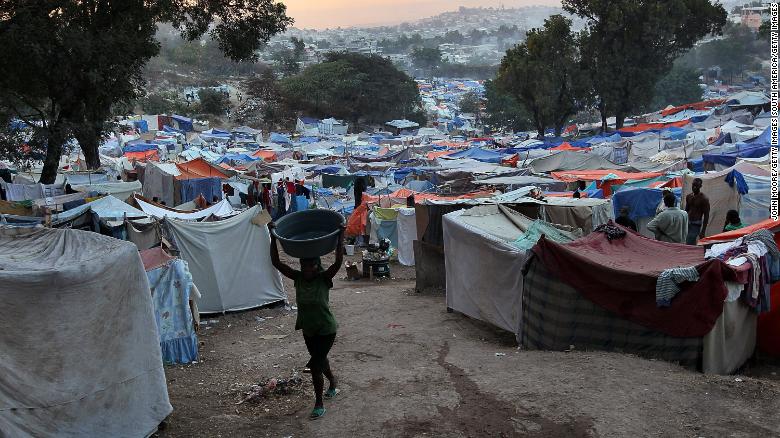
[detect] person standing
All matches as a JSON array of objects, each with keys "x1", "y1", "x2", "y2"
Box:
[
  {"x1": 268, "y1": 222, "x2": 344, "y2": 420},
  {"x1": 655, "y1": 189, "x2": 672, "y2": 216},
  {"x1": 274, "y1": 180, "x2": 286, "y2": 220},
  {"x1": 684, "y1": 178, "x2": 710, "y2": 245},
  {"x1": 262, "y1": 183, "x2": 272, "y2": 214},
  {"x1": 647, "y1": 193, "x2": 688, "y2": 244},
  {"x1": 615, "y1": 206, "x2": 638, "y2": 232}
]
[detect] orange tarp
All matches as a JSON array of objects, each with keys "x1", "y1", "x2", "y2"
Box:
[
  {"x1": 252, "y1": 150, "x2": 278, "y2": 162},
  {"x1": 549, "y1": 142, "x2": 591, "y2": 152},
  {"x1": 551, "y1": 170, "x2": 663, "y2": 183},
  {"x1": 501, "y1": 153, "x2": 519, "y2": 167},
  {"x1": 426, "y1": 150, "x2": 453, "y2": 160},
  {"x1": 660, "y1": 99, "x2": 725, "y2": 116},
  {"x1": 124, "y1": 150, "x2": 159, "y2": 162},
  {"x1": 552, "y1": 170, "x2": 664, "y2": 197},
  {"x1": 618, "y1": 120, "x2": 691, "y2": 133},
  {"x1": 175, "y1": 157, "x2": 230, "y2": 180}
]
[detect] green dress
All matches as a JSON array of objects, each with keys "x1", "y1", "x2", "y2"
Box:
[{"x1": 294, "y1": 274, "x2": 338, "y2": 337}]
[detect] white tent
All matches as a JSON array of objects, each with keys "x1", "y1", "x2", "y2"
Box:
[
  {"x1": 443, "y1": 205, "x2": 583, "y2": 339},
  {"x1": 0, "y1": 227, "x2": 171, "y2": 436},
  {"x1": 166, "y1": 206, "x2": 286, "y2": 313}
]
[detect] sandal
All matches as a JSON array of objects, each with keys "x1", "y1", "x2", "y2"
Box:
[
  {"x1": 310, "y1": 407, "x2": 326, "y2": 419},
  {"x1": 325, "y1": 388, "x2": 340, "y2": 399}
]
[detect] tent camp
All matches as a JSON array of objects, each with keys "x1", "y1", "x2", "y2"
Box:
[
  {"x1": 0, "y1": 227, "x2": 171, "y2": 436},
  {"x1": 165, "y1": 206, "x2": 286, "y2": 313}
]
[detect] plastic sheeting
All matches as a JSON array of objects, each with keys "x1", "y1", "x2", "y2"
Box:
[
  {"x1": 178, "y1": 177, "x2": 222, "y2": 204},
  {"x1": 165, "y1": 206, "x2": 286, "y2": 313},
  {"x1": 72, "y1": 180, "x2": 142, "y2": 201},
  {"x1": 397, "y1": 208, "x2": 417, "y2": 266},
  {"x1": 136, "y1": 197, "x2": 235, "y2": 220},
  {"x1": 741, "y1": 173, "x2": 771, "y2": 226},
  {"x1": 0, "y1": 227, "x2": 172, "y2": 436},
  {"x1": 443, "y1": 206, "x2": 529, "y2": 337},
  {"x1": 682, "y1": 170, "x2": 741, "y2": 238}
]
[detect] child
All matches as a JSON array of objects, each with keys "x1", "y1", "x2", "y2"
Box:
[
  {"x1": 268, "y1": 222, "x2": 345, "y2": 419},
  {"x1": 723, "y1": 209, "x2": 744, "y2": 232}
]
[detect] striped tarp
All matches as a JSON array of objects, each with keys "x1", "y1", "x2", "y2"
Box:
[{"x1": 521, "y1": 258, "x2": 703, "y2": 368}]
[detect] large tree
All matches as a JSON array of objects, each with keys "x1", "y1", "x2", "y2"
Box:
[
  {"x1": 495, "y1": 15, "x2": 590, "y2": 138},
  {"x1": 482, "y1": 80, "x2": 531, "y2": 133},
  {"x1": 0, "y1": 0, "x2": 291, "y2": 183},
  {"x1": 564, "y1": 0, "x2": 726, "y2": 130},
  {"x1": 280, "y1": 52, "x2": 425, "y2": 127},
  {"x1": 650, "y1": 64, "x2": 704, "y2": 110}
]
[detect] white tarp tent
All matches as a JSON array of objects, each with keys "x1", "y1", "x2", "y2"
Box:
[
  {"x1": 136, "y1": 197, "x2": 236, "y2": 220},
  {"x1": 397, "y1": 207, "x2": 417, "y2": 266},
  {"x1": 166, "y1": 206, "x2": 286, "y2": 313},
  {"x1": 0, "y1": 227, "x2": 172, "y2": 436},
  {"x1": 443, "y1": 205, "x2": 532, "y2": 337}
]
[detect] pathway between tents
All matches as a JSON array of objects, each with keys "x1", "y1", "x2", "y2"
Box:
[{"x1": 156, "y1": 256, "x2": 780, "y2": 437}]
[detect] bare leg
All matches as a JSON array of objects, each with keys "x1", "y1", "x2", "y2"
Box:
[
  {"x1": 323, "y1": 359, "x2": 337, "y2": 391},
  {"x1": 312, "y1": 370, "x2": 324, "y2": 408}
]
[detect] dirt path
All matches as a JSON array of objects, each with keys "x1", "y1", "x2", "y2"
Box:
[{"x1": 156, "y1": 255, "x2": 780, "y2": 437}]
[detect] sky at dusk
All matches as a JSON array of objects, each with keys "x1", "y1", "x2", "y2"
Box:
[{"x1": 283, "y1": 0, "x2": 562, "y2": 29}]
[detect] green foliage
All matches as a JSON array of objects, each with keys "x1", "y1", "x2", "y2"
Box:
[
  {"x1": 650, "y1": 65, "x2": 704, "y2": 110},
  {"x1": 564, "y1": 0, "x2": 726, "y2": 128},
  {"x1": 679, "y1": 23, "x2": 769, "y2": 81},
  {"x1": 0, "y1": 0, "x2": 291, "y2": 183},
  {"x1": 411, "y1": 47, "x2": 444, "y2": 74},
  {"x1": 495, "y1": 15, "x2": 590, "y2": 137},
  {"x1": 482, "y1": 80, "x2": 531, "y2": 133},
  {"x1": 458, "y1": 92, "x2": 481, "y2": 114},
  {"x1": 279, "y1": 52, "x2": 424, "y2": 126},
  {"x1": 197, "y1": 89, "x2": 230, "y2": 115}
]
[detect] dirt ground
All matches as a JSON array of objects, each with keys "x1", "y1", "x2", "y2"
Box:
[{"x1": 155, "y1": 252, "x2": 780, "y2": 438}]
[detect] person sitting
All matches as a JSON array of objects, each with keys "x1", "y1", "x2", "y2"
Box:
[
  {"x1": 647, "y1": 193, "x2": 688, "y2": 243},
  {"x1": 723, "y1": 209, "x2": 744, "y2": 232},
  {"x1": 614, "y1": 206, "x2": 637, "y2": 232}
]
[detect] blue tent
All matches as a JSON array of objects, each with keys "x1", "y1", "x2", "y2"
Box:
[
  {"x1": 612, "y1": 188, "x2": 682, "y2": 221},
  {"x1": 445, "y1": 147, "x2": 505, "y2": 163},
  {"x1": 269, "y1": 132, "x2": 291, "y2": 145},
  {"x1": 123, "y1": 143, "x2": 159, "y2": 153},
  {"x1": 132, "y1": 120, "x2": 149, "y2": 133},
  {"x1": 171, "y1": 114, "x2": 194, "y2": 132}
]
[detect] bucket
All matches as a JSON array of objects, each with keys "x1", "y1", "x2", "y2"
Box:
[
  {"x1": 345, "y1": 244, "x2": 355, "y2": 256},
  {"x1": 272, "y1": 209, "x2": 345, "y2": 258}
]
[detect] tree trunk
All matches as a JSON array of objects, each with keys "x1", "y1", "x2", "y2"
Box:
[
  {"x1": 554, "y1": 125, "x2": 563, "y2": 137},
  {"x1": 615, "y1": 111, "x2": 625, "y2": 130},
  {"x1": 39, "y1": 125, "x2": 67, "y2": 184},
  {"x1": 74, "y1": 125, "x2": 101, "y2": 169},
  {"x1": 599, "y1": 101, "x2": 608, "y2": 132}
]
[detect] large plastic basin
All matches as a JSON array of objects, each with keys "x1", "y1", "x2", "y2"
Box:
[{"x1": 272, "y1": 209, "x2": 345, "y2": 258}]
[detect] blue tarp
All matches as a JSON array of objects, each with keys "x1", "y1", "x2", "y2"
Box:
[
  {"x1": 147, "y1": 259, "x2": 199, "y2": 364},
  {"x1": 404, "y1": 180, "x2": 436, "y2": 192},
  {"x1": 162, "y1": 125, "x2": 183, "y2": 134},
  {"x1": 269, "y1": 132, "x2": 291, "y2": 144},
  {"x1": 216, "y1": 153, "x2": 258, "y2": 164},
  {"x1": 299, "y1": 136, "x2": 319, "y2": 143},
  {"x1": 445, "y1": 147, "x2": 505, "y2": 163},
  {"x1": 171, "y1": 114, "x2": 194, "y2": 132},
  {"x1": 123, "y1": 143, "x2": 159, "y2": 153},
  {"x1": 724, "y1": 170, "x2": 749, "y2": 195},
  {"x1": 179, "y1": 177, "x2": 222, "y2": 203},
  {"x1": 702, "y1": 144, "x2": 773, "y2": 167},
  {"x1": 612, "y1": 188, "x2": 682, "y2": 221},
  {"x1": 132, "y1": 120, "x2": 149, "y2": 133}
]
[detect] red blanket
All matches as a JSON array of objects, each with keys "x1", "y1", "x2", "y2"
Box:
[{"x1": 531, "y1": 230, "x2": 736, "y2": 337}]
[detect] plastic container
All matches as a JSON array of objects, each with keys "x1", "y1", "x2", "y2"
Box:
[
  {"x1": 272, "y1": 209, "x2": 345, "y2": 258},
  {"x1": 345, "y1": 244, "x2": 355, "y2": 256}
]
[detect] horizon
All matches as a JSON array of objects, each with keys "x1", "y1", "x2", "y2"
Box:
[{"x1": 282, "y1": 0, "x2": 562, "y2": 30}]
